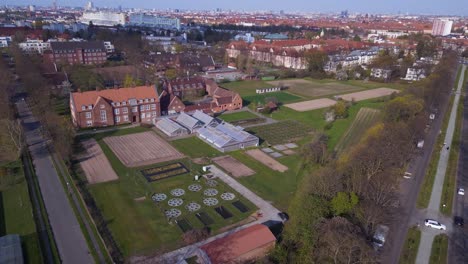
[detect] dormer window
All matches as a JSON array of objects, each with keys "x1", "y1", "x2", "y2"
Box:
[
  {"x1": 88, "y1": 105, "x2": 92, "y2": 109},
  {"x1": 116, "y1": 102, "x2": 121, "y2": 106},
  {"x1": 150, "y1": 98, "x2": 154, "y2": 102},
  {"x1": 138, "y1": 99, "x2": 143, "y2": 103},
  {"x1": 122, "y1": 101, "x2": 127, "y2": 106},
  {"x1": 81, "y1": 105, "x2": 86, "y2": 110},
  {"x1": 145, "y1": 99, "x2": 149, "y2": 103}
]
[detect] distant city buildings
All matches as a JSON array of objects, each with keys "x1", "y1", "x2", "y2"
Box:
[
  {"x1": 19, "y1": 39, "x2": 51, "y2": 54},
  {"x1": 432, "y1": 19, "x2": 453, "y2": 36},
  {"x1": 0, "y1": 36, "x2": 12, "y2": 48},
  {"x1": 128, "y1": 13, "x2": 181, "y2": 30},
  {"x1": 80, "y1": 11, "x2": 126, "y2": 26}
]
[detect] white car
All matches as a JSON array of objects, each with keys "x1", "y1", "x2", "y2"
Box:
[
  {"x1": 403, "y1": 172, "x2": 412, "y2": 179},
  {"x1": 424, "y1": 219, "x2": 446, "y2": 230},
  {"x1": 458, "y1": 188, "x2": 465, "y2": 196}
]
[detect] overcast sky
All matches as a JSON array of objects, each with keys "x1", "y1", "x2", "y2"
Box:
[{"x1": 4, "y1": 0, "x2": 468, "y2": 15}]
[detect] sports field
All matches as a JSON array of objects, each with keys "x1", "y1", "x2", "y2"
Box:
[{"x1": 334, "y1": 107, "x2": 381, "y2": 154}]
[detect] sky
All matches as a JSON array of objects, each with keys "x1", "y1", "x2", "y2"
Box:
[{"x1": 4, "y1": 0, "x2": 468, "y2": 15}]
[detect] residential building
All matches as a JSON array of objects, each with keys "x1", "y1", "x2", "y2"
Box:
[
  {"x1": 403, "y1": 67, "x2": 426, "y2": 81},
  {"x1": 165, "y1": 77, "x2": 207, "y2": 99},
  {"x1": 18, "y1": 39, "x2": 51, "y2": 54},
  {"x1": 370, "y1": 68, "x2": 393, "y2": 80},
  {"x1": 201, "y1": 224, "x2": 275, "y2": 263},
  {"x1": 44, "y1": 41, "x2": 107, "y2": 65},
  {"x1": 432, "y1": 19, "x2": 453, "y2": 36},
  {"x1": 128, "y1": 13, "x2": 181, "y2": 30},
  {"x1": 80, "y1": 11, "x2": 127, "y2": 26},
  {"x1": 103, "y1": 41, "x2": 115, "y2": 53},
  {"x1": 43, "y1": 23, "x2": 66, "y2": 33},
  {"x1": 70, "y1": 86, "x2": 161, "y2": 128}
]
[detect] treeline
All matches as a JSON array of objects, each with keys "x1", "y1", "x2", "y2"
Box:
[
  {"x1": 270, "y1": 51, "x2": 458, "y2": 263},
  {"x1": 11, "y1": 47, "x2": 75, "y2": 165}
]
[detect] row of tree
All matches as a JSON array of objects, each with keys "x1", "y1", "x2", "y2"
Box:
[{"x1": 270, "y1": 51, "x2": 458, "y2": 263}]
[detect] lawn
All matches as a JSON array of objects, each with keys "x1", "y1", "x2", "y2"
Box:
[
  {"x1": 268, "y1": 78, "x2": 363, "y2": 98},
  {"x1": 231, "y1": 151, "x2": 310, "y2": 211},
  {"x1": 171, "y1": 137, "x2": 222, "y2": 159},
  {"x1": 334, "y1": 107, "x2": 381, "y2": 154},
  {"x1": 242, "y1": 92, "x2": 303, "y2": 106},
  {"x1": 218, "y1": 111, "x2": 259, "y2": 123},
  {"x1": 0, "y1": 161, "x2": 43, "y2": 264},
  {"x1": 220, "y1": 80, "x2": 274, "y2": 96},
  {"x1": 84, "y1": 130, "x2": 255, "y2": 258},
  {"x1": 304, "y1": 78, "x2": 410, "y2": 90},
  {"x1": 399, "y1": 227, "x2": 421, "y2": 264},
  {"x1": 247, "y1": 120, "x2": 313, "y2": 145},
  {"x1": 429, "y1": 234, "x2": 448, "y2": 264}
]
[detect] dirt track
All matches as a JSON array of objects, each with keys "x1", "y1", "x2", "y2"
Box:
[
  {"x1": 285, "y1": 98, "x2": 337, "y2": 112},
  {"x1": 338, "y1": 87, "x2": 399, "y2": 101},
  {"x1": 212, "y1": 155, "x2": 255, "y2": 177},
  {"x1": 245, "y1": 149, "x2": 288, "y2": 172},
  {"x1": 79, "y1": 139, "x2": 119, "y2": 184},
  {"x1": 104, "y1": 131, "x2": 184, "y2": 167}
]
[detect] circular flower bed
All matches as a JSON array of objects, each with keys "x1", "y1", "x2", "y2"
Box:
[
  {"x1": 152, "y1": 193, "x2": 167, "y2": 202},
  {"x1": 165, "y1": 209, "x2": 181, "y2": 218},
  {"x1": 203, "y1": 197, "x2": 219, "y2": 206},
  {"x1": 170, "y1": 188, "x2": 185, "y2": 197},
  {"x1": 204, "y1": 188, "x2": 218, "y2": 197},
  {"x1": 206, "y1": 180, "x2": 218, "y2": 187},
  {"x1": 168, "y1": 198, "x2": 183, "y2": 207},
  {"x1": 188, "y1": 184, "x2": 202, "y2": 192},
  {"x1": 186, "y1": 202, "x2": 201, "y2": 212},
  {"x1": 220, "y1": 192, "x2": 236, "y2": 201}
]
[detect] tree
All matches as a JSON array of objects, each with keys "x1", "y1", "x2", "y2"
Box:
[
  {"x1": 331, "y1": 192, "x2": 359, "y2": 216},
  {"x1": 305, "y1": 50, "x2": 328, "y2": 75},
  {"x1": 353, "y1": 35, "x2": 361, "y2": 42},
  {"x1": 69, "y1": 66, "x2": 104, "y2": 91},
  {"x1": 384, "y1": 95, "x2": 424, "y2": 122},
  {"x1": 165, "y1": 69, "x2": 178, "y2": 80},
  {"x1": 332, "y1": 101, "x2": 348, "y2": 118}
]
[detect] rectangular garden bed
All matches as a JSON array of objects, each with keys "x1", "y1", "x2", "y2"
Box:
[
  {"x1": 196, "y1": 212, "x2": 214, "y2": 226},
  {"x1": 232, "y1": 201, "x2": 249, "y2": 213},
  {"x1": 141, "y1": 162, "x2": 189, "y2": 182},
  {"x1": 214, "y1": 206, "x2": 233, "y2": 219},
  {"x1": 176, "y1": 218, "x2": 193, "y2": 233}
]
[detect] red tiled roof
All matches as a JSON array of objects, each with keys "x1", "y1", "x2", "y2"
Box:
[
  {"x1": 201, "y1": 224, "x2": 276, "y2": 264},
  {"x1": 71, "y1": 86, "x2": 159, "y2": 112}
]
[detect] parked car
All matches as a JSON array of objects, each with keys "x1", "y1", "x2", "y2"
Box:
[
  {"x1": 424, "y1": 219, "x2": 446, "y2": 230},
  {"x1": 454, "y1": 216, "x2": 464, "y2": 227},
  {"x1": 458, "y1": 188, "x2": 465, "y2": 196},
  {"x1": 278, "y1": 212, "x2": 289, "y2": 222},
  {"x1": 372, "y1": 225, "x2": 390, "y2": 249},
  {"x1": 403, "y1": 172, "x2": 412, "y2": 179}
]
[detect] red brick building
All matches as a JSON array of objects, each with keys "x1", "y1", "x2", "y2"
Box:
[
  {"x1": 70, "y1": 86, "x2": 161, "y2": 128},
  {"x1": 44, "y1": 41, "x2": 107, "y2": 65}
]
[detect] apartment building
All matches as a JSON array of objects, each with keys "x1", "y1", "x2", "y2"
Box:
[
  {"x1": 70, "y1": 86, "x2": 161, "y2": 128},
  {"x1": 44, "y1": 41, "x2": 107, "y2": 65}
]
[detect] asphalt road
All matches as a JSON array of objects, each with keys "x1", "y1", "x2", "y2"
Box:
[
  {"x1": 382, "y1": 66, "x2": 459, "y2": 264},
  {"x1": 450, "y1": 68, "x2": 468, "y2": 264},
  {"x1": 16, "y1": 99, "x2": 94, "y2": 264}
]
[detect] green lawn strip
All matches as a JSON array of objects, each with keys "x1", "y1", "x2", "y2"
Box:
[
  {"x1": 51, "y1": 156, "x2": 112, "y2": 263},
  {"x1": 1, "y1": 161, "x2": 43, "y2": 264},
  {"x1": 242, "y1": 92, "x2": 303, "y2": 106},
  {"x1": 231, "y1": 151, "x2": 309, "y2": 211},
  {"x1": 440, "y1": 94, "x2": 464, "y2": 215},
  {"x1": 24, "y1": 152, "x2": 61, "y2": 264},
  {"x1": 78, "y1": 126, "x2": 151, "y2": 141},
  {"x1": 429, "y1": 234, "x2": 448, "y2": 264},
  {"x1": 398, "y1": 227, "x2": 421, "y2": 264},
  {"x1": 417, "y1": 68, "x2": 461, "y2": 208},
  {"x1": 334, "y1": 107, "x2": 381, "y2": 153},
  {"x1": 86, "y1": 134, "x2": 256, "y2": 258},
  {"x1": 218, "y1": 111, "x2": 260, "y2": 122},
  {"x1": 170, "y1": 137, "x2": 222, "y2": 159},
  {"x1": 220, "y1": 80, "x2": 273, "y2": 96}
]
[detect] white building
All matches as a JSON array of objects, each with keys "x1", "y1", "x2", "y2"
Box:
[
  {"x1": 403, "y1": 68, "x2": 426, "y2": 81},
  {"x1": 234, "y1": 33, "x2": 255, "y2": 43},
  {"x1": 103, "y1": 41, "x2": 115, "y2": 53},
  {"x1": 432, "y1": 19, "x2": 453, "y2": 36},
  {"x1": 80, "y1": 11, "x2": 126, "y2": 27},
  {"x1": 0, "y1": 36, "x2": 12, "y2": 48},
  {"x1": 18, "y1": 39, "x2": 52, "y2": 54},
  {"x1": 128, "y1": 13, "x2": 180, "y2": 30}
]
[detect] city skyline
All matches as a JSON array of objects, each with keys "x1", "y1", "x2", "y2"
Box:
[{"x1": 3, "y1": 0, "x2": 468, "y2": 15}]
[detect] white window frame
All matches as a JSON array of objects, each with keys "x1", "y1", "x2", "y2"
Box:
[
  {"x1": 140, "y1": 105, "x2": 145, "y2": 111},
  {"x1": 151, "y1": 104, "x2": 156, "y2": 110},
  {"x1": 100, "y1": 104, "x2": 105, "y2": 109},
  {"x1": 122, "y1": 107, "x2": 128, "y2": 114},
  {"x1": 85, "y1": 112, "x2": 92, "y2": 119},
  {"x1": 132, "y1": 106, "x2": 138, "y2": 113},
  {"x1": 141, "y1": 113, "x2": 145, "y2": 119},
  {"x1": 86, "y1": 120, "x2": 93, "y2": 127},
  {"x1": 114, "y1": 108, "x2": 120, "y2": 115},
  {"x1": 100, "y1": 110, "x2": 107, "y2": 121},
  {"x1": 115, "y1": 116, "x2": 121, "y2": 123},
  {"x1": 123, "y1": 115, "x2": 129, "y2": 121},
  {"x1": 146, "y1": 104, "x2": 150, "y2": 111},
  {"x1": 152, "y1": 111, "x2": 157, "y2": 117}
]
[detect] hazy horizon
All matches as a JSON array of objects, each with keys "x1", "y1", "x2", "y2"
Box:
[{"x1": 3, "y1": 0, "x2": 468, "y2": 16}]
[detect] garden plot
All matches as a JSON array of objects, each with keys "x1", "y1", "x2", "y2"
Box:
[
  {"x1": 338, "y1": 87, "x2": 399, "y2": 101},
  {"x1": 285, "y1": 98, "x2": 337, "y2": 112},
  {"x1": 104, "y1": 131, "x2": 184, "y2": 167},
  {"x1": 268, "y1": 79, "x2": 362, "y2": 97},
  {"x1": 212, "y1": 155, "x2": 255, "y2": 177},
  {"x1": 79, "y1": 139, "x2": 118, "y2": 184},
  {"x1": 245, "y1": 149, "x2": 288, "y2": 172},
  {"x1": 247, "y1": 120, "x2": 313, "y2": 145},
  {"x1": 335, "y1": 107, "x2": 381, "y2": 154}
]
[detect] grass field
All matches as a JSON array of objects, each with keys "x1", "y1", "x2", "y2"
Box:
[
  {"x1": 218, "y1": 111, "x2": 259, "y2": 123},
  {"x1": 220, "y1": 80, "x2": 273, "y2": 96},
  {"x1": 0, "y1": 161, "x2": 43, "y2": 264},
  {"x1": 231, "y1": 151, "x2": 310, "y2": 210},
  {"x1": 242, "y1": 92, "x2": 303, "y2": 106},
  {"x1": 247, "y1": 120, "x2": 313, "y2": 145},
  {"x1": 429, "y1": 234, "x2": 448, "y2": 264},
  {"x1": 399, "y1": 227, "x2": 421, "y2": 264},
  {"x1": 268, "y1": 79, "x2": 363, "y2": 98},
  {"x1": 171, "y1": 137, "x2": 222, "y2": 159},
  {"x1": 305, "y1": 78, "x2": 410, "y2": 90},
  {"x1": 83, "y1": 129, "x2": 255, "y2": 258},
  {"x1": 334, "y1": 108, "x2": 381, "y2": 154}
]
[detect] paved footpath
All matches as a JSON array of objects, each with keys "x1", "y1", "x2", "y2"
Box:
[
  {"x1": 415, "y1": 65, "x2": 466, "y2": 264},
  {"x1": 131, "y1": 165, "x2": 282, "y2": 264},
  {"x1": 16, "y1": 99, "x2": 94, "y2": 264}
]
